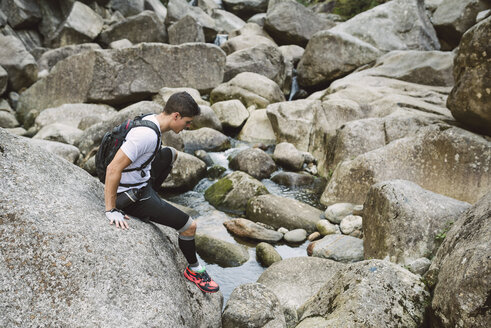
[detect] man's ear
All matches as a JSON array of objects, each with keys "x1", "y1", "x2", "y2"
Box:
[{"x1": 173, "y1": 112, "x2": 180, "y2": 120}]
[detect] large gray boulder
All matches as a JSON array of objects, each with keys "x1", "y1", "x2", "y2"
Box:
[
  {"x1": 222, "y1": 283, "x2": 286, "y2": 328},
  {"x1": 264, "y1": 1, "x2": 335, "y2": 47},
  {"x1": 204, "y1": 171, "x2": 269, "y2": 214},
  {"x1": 266, "y1": 99, "x2": 321, "y2": 152},
  {"x1": 246, "y1": 194, "x2": 323, "y2": 233},
  {"x1": 75, "y1": 101, "x2": 162, "y2": 157},
  {"x1": 211, "y1": 99, "x2": 249, "y2": 128},
  {"x1": 237, "y1": 109, "x2": 277, "y2": 144},
  {"x1": 210, "y1": 72, "x2": 285, "y2": 109},
  {"x1": 17, "y1": 44, "x2": 225, "y2": 123},
  {"x1": 189, "y1": 105, "x2": 222, "y2": 131},
  {"x1": 224, "y1": 43, "x2": 286, "y2": 91},
  {"x1": 168, "y1": 15, "x2": 205, "y2": 45},
  {"x1": 297, "y1": 0, "x2": 440, "y2": 88},
  {"x1": 224, "y1": 218, "x2": 283, "y2": 242},
  {"x1": 220, "y1": 34, "x2": 276, "y2": 55},
  {"x1": 160, "y1": 151, "x2": 207, "y2": 191},
  {"x1": 0, "y1": 35, "x2": 38, "y2": 91},
  {"x1": 195, "y1": 233, "x2": 249, "y2": 267},
  {"x1": 181, "y1": 127, "x2": 230, "y2": 153},
  {"x1": 0, "y1": 129, "x2": 222, "y2": 327},
  {"x1": 257, "y1": 257, "x2": 345, "y2": 327},
  {"x1": 211, "y1": 9, "x2": 246, "y2": 34},
  {"x1": 49, "y1": 2, "x2": 104, "y2": 48},
  {"x1": 425, "y1": 192, "x2": 491, "y2": 328},
  {"x1": 431, "y1": 0, "x2": 490, "y2": 49},
  {"x1": 363, "y1": 180, "x2": 471, "y2": 265},
  {"x1": 33, "y1": 123, "x2": 83, "y2": 145},
  {"x1": 0, "y1": 65, "x2": 7, "y2": 95},
  {"x1": 26, "y1": 137, "x2": 80, "y2": 163},
  {"x1": 222, "y1": 0, "x2": 268, "y2": 20},
  {"x1": 98, "y1": 10, "x2": 167, "y2": 46},
  {"x1": 297, "y1": 260, "x2": 430, "y2": 328},
  {"x1": 310, "y1": 234, "x2": 364, "y2": 263},
  {"x1": 144, "y1": 0, "x2": 167, "y2": 22},
  {"x1": 165, "y1": 0, "x2": 217, "y2": 42},
  {"x1": 1, "y1": 0, "x2": 41, "y2": 29},
  {"x1": 321, "y1": 124, "x2": 491, "y2": 206},
  {"x1": 447, "y1": 16, "x2": 491, "y2": 136},
  {"x1": 34, "y1": 103, "x2": 116, "y2": 130},
  {"x1": 229, "y1": 147, "x2": 276, "y2": 180},
  {"x1": 37, "y1": 43, "x2": 102, "y2": 73},
  {"x1": 110, "y1": 0, "x2": 144, "y2": 17}
]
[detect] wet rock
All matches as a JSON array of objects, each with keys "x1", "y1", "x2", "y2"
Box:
[
  {"x1": 168, "y1": 15, "x2": 205, "y2": 45},
  {"x1": 256, "y1": 242, "x2": 282, "y2": 267},
  {"x1": 246, "y1": 194, "x2": 323, "y2": 233},
  {"x1": 229, "y1": 147, "x2": 276, "y2": 180},
  {"x1": 34, "y1": 103, "x2": 116, "y2": 130},
  {"x1": 195, "y1": 149, "x2": 214, "y2": 166},
  {"x1": 205, "y1": 171, "x2": 269, "y2": 214},
  {"x1": 315, "y1": 219, "x2": 338, "y2": 236},
  {"x1": 25, "y1": 137, "x2": 80, "y2": 163},
  {"x1": 431, "y1": 0, "x2": 490, "y2": 49},
  {"x1": 0, "y1": 129, "x2": 223, "y2": 327},
  {"x1": 161, "y1": 151, "x2": 207, "y2": 191},
  {"x1": 284, "y1": 229, "x2": 307, "y2": 243},
  {"x1": 98, "y1": 10, "x2": 167, "y2": 46},
  {"x1": 181, "y1": 127, "x2": 230, "y2": 153},
  {"x1": 311, "y1": 234, "x2": 364, "y2": 263},
  {"x1": 425, "y1": 192, "x2": 491, "y2": 328},
  {"x1": 33, "y1": 123, "x2": 83, "y2": 146},
  {"x1": 224, "y1": 218, "x2": 283, "y2": 242},
  {"x1": 211, "y1": 99, "x2": 249, "y2": 128},
  {"x1": 0, "y1": 35, "x2": 38, "y2": 91},
  {"x1": 17, "y1": 44, "x2": 225, "y2": 122},
  {"x1": 37, "y1": 43, "x2": 102, "y2": 72},
  {"x1": 339, "y1": 215, "x2": 362, "y2": 236},
  {"x1": 1, "y1": 0, "x2": 41, "y2": 29},
  {"x1": 50, "y1": 2, "x2": 104, "y2": 47},
  {"x1": 189, "y1": 106, "x2": 222, "y2": 131},
  {"x1": 195, "y1": 233, "x2": 249, "y2": 267},
  {"x1": 258, "y1": 257, "x2": 345, "y2": 327},
  {"x1": 212, "y1": 9, "x2": 246, "y2": 34},
  {"x1": 222, "y1": 283, "x2": 286, "y2": 328},
  {"x1": 270, "y1": 172, "x2": 316, "y2": 188},
  {"x1": 210, "y1": 72, "x2": 285, "y2": 109},
  {"x1": 264, "y1": 1, "x2": 334, "y2": 47},
  {"x1": 237, "y1": 109, "x2": 276, "y2": 144},
  {"x1": 363, "y1": 180, "x2": 470, "y2": 265},
  {"x1": 266, "y1": 99, "x2": 321, "y2": 152},
  {"x1": 273, "y1": 142, "x2": 304, "y2": 171},
  {"x1": 324, "y1": 203, "x2": 357, "y2": 224},
  {"x1": 447, "y1": 16, "x2": 491, "y2": 136},
  {"x1": 297, "y1": 260, "x2": 430, "y2": 328},
  {"x1": 321, "y1": 125, "x2": 491, "y2": 205}
]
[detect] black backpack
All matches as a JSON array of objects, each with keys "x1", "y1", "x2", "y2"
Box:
[{"x1": 95, "y1": 114, "x2": 161, "y2": 186}]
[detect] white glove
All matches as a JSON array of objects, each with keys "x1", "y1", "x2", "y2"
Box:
[{"x1": 105, "y1": 208, "x2": 128, "y2": 229}]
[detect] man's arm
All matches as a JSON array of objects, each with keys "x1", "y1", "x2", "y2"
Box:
[{"x1": 104, "y1": 149, "x2": 132, "y2": 229}]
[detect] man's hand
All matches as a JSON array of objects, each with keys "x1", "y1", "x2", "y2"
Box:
[{"x1": 105, "y1": 208, "x2": 130, "y2": 230}]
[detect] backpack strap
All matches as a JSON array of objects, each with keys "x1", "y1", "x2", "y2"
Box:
[{"x1": 121, "y1": 116, "x2": 161, "y2": 182}]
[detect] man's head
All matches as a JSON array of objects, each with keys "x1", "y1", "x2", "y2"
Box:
[{"x1": 163, "y1": 91, "x2": 200, "y2": 133}]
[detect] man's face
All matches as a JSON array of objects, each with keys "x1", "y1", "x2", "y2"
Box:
[{"x1": 172, "y1": 113, "x2": 193, "y2": 133}]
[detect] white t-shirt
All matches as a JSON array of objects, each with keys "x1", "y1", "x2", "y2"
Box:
[{"x1": 118, "y1": 115, "x2": 160, "y2": 193}]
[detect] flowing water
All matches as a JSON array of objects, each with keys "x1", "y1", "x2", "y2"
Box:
[{"x1": 163, "y1": 140, "x2": 325, "y2": 303}]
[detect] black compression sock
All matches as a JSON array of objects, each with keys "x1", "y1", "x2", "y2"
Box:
[{"x1": 178, "y1": 235, "x2": 198, "y2": 265}]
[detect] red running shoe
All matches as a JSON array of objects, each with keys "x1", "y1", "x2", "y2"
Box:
[{"x1": 183, "y1": 266, "x2": 220, "y2": 293}]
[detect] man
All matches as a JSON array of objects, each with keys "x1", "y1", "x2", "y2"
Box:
[{"x1": 104, "y1": 91, "x2": 219, "y2": 293}]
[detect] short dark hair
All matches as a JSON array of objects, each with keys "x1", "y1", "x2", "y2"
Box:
[{"x1": 163, "y1": 91, "x2": 201, "y2": 117}]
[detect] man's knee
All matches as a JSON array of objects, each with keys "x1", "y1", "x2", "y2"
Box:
[{"x1": 180, "y1": 219, "x2": 196, "y2": 236}]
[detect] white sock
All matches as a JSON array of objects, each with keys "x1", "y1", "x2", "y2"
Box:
[{"x1": 190, "y1": 264, "x2": 203, "y2": 272}]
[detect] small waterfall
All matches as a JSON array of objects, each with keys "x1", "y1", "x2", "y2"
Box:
[
  {"x1": 214, "y1": 34, "x2": 228, "y2": 47},
  {"x1": 288, "y1": 69, "x2": 299, "y2": 101}
]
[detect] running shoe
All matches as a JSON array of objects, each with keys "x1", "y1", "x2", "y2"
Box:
[{"x1": 183, "y1": 266, "x2": 219, "y2": 293}]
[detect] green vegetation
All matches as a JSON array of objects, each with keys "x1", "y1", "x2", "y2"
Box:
[
  {"x1": 434, "y1": 221, "x2": 454, "y2": 243},
  {"x1": 204, "y1": 177, "x2": 233, "y2": 207},
  {"x1": 297, "y1": 0, "x2": 388, "y2": 20}
]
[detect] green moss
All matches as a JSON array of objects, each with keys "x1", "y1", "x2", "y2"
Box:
[
  {"x1": 204, "y1": 177, "x2": 233, "y2": 207},
  {"x1": 434, "y1": 221, "x2": 454, "y2": 243}
]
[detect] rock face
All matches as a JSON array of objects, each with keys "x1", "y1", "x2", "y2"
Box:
[
  {"x1": 205, "y1": 171, "x2": 269, "y2": 214},
  {"x1": 17, "y1": 43, "x2": 225, "y2": 122},
  {"x1": 161, "y1": 151, "x2": 207, "y2": 191},
  {"x1": 363, "y1": 180, "x2": 471, "y2": 265},
  {"x1": 0, "y1": 129, "x2": 222, "y2": 327},
  {"x1": 297, "y1": 260, "x2": 430, "y2": 328},
  {"x1": 37, "y1": 43, "x2": 102, "y2": 73},
  {"x1": 272, "y1": 142, "x2": 304, "y2": 171},
  {"x1": 0, "y1": 35, "x2": 38, "y2": 91},
  {"x1": 264, "y1": 1, "x2": 334, "y2": 47},
  {"x1": 34, "y1": 103, "x2": 116, "y2": 129},
  {"x1": 311, "y1": 234, "x2": 364, "y2": 263},
  {"x1": 431, "y1": 0, "x2": 490, "y2": 49},
  {"x1": 321, "y1": 125, "x2": 491, "y2": 206},
  {"x1": 297, "y1": 0, "x2": 440, "y2": 88},
  {"x1": 222, "y1": 283, "x2": 286, "y2": 328},
  {"x1": 211, "y1": 99, "x2": 249, "y2": 128},
  {"x1": 246, "y1": 194, "x2": 323, "y2": 233},
  {"x1": 238, "y1": 109, "x2": 276, "y2": 144},
  {"x1": 447, "y1": 16, "x2": 491, "y2": 136},
  {"x1": 229, "y1": 147, "x2": 276, "y2": 180},
  {"x1": 425, "y1": 192, "x2": 491, "y2": 328},
  {"x1": 181, "y1": 127, "x2": 230, "y2": 153},
  {"x1": 168, "y1": 15, "x2": 205, "y2": 45},
  {"x1": 1, "y1": 0, "x2": 41, "y2": 29}
]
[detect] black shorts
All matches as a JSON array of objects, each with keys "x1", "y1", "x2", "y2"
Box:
[{"x1": 115, "y1": 147, "x2": 192, "y2": 232}]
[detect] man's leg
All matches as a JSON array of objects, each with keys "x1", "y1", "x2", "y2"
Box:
[
  {"x1": 125, "y1": 185, "x2": 219, "y2": 293},
  {"x1": 150, "y1": 147, "x2": 177, "y2": 191}
]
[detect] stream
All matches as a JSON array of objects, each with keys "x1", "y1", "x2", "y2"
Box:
[{"x1": 162, "y1": 139, "x2": 325, "y2": 303}]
